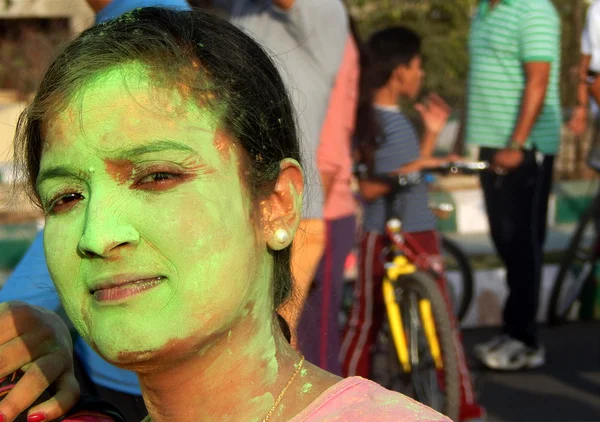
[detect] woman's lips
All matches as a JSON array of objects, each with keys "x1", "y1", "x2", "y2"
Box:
[{"x1": 92, "y1": 277, "x2": 165, "y2": 302}]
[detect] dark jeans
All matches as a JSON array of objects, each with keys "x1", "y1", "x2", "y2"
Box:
[
  {"x1": 74, "y1": 353, "x2": 147, "y2": 422},
  {"x1": 479, "y1": 147, "x2": 555, "y2": 347}
]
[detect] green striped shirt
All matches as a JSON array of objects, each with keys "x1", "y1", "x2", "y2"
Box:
[{"x1": 466, "y1": 0, "x2": 561, "y2": 154}]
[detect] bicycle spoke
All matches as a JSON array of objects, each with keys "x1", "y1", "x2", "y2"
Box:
[
  {"x1": 409, "y1": 292, "x2": 420, "y2": 366},
  {"x1": 381, "y1": 272, "x2": 460, "y2": 420},
  {"x1": 557, "y1": 261, "x2": 593, "y2": 316},
  {"x1": 400, "y1": 290, "x2": 443, "y2": 412},
  {"x1": 551, "y1": 212, "x2": 599, "y2": 322}
]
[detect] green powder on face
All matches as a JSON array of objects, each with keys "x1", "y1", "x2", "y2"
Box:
[
  {"x1": 41, "y1": 64, "x2": 273, "y2": 363},
  {"x1": 301, "y1": 383, "x2": 313, "y2": 394},
  {"x1": 300, "y1": 368, "x2": 307, "y2": 377}
]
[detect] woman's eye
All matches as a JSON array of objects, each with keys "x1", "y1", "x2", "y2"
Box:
[
  {"x1": 136, "y1": 172, "x2": 182, "y2": 190},
  {"x1": 48, "y1": 193, "x2": 84, "y2": 215}
]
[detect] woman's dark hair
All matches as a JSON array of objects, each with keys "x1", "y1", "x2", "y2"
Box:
[
  {"x1": 354, "y1": 26, "x2": 421, "y2": 171},
  {"x1": 13, "y1": 7, "x2": 300, "y2": 313}
]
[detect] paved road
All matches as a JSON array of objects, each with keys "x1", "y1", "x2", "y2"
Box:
[{"x1": 462, "y1": 322, "x2": 600, "y2": 421}]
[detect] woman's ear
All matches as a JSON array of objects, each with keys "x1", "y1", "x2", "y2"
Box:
[{"x1": 261, "y1": 159, "x2": 303, "y2": 251}]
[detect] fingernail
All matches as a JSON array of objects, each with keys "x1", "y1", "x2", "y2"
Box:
[
  {"x1": 28, "y1": 413, "x2": 47, "y2": 422},
  {"x1": 0, "y1": 412, "x2": 5, "y2": 422}
]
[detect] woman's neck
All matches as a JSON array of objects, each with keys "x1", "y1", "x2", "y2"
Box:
[{"x1": 136, "y1": 305, "x2": 305, "y2": 422}]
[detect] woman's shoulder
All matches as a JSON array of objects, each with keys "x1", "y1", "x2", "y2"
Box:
[{"x1": 292, "y1": 376, "x2": 451, "y2": 422}]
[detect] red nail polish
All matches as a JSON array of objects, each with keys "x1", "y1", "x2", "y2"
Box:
[
  {"x1": 0, "y1": 412, "x2": 5, "y2": 422},
  {"x1": 28, "y1": 413, "x2": 47, "y2": 422}
]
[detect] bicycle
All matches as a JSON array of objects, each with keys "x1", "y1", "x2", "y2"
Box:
[
  {"x1": 547, "y1": 189, "x2": 600, "y2": 324},
  {"x1": 430, "y1": 202, "x2": 474, "y2": 322},
  {"x1": 371, "y1": 161, "x2": 488, "y2": 420}
]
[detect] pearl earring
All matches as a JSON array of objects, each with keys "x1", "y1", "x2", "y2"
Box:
[{"x1": 274, "y1": 228, "x2": 290, "y2": 245}]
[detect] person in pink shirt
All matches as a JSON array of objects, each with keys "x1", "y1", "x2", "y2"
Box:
[
  {"x1": 290, "y1": 377, "x2": 449, "y2": 421},
  {"x1": 297, "y1": 32, "x2": 359, "y2": 376}
]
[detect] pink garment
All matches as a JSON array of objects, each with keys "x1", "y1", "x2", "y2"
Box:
[
  {"x1": 291, "y1": 377, "x2": 451, "y2": 421},
  {"x1": 317, "y1": 35, "x2": 359, "y2": 220}
]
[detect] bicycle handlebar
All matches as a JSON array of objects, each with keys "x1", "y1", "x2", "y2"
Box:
[
  {"x1": 368, "y1": 161, "x2": 490, "y2": 188},
  {"x1": 425, "y1": 160, "x2": 490, "y2": 174}
]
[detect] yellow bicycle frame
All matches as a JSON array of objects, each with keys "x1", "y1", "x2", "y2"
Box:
[{"x1": 383, "y1": 255, "x2": 444, "y2": 372}]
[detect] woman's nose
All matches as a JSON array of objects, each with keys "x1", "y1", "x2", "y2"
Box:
[{"x1": 77, "y1": 196, "x2": 140, "y2": 258}]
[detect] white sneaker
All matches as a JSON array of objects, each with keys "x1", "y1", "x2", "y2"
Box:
[
  {"x1": 473, "y1": 334, "x2": 511, "y2": 360},
  {"x1": 474, "y1": 335, "x2": 545, "y2": 371}
]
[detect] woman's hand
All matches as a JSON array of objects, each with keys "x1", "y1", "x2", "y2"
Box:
[
  {"x1": 0, "y1": 302, "x2": 80, "y2": 422},
  {"x1": 415, "y1": 93, "x2": 452, "y2": 135}
]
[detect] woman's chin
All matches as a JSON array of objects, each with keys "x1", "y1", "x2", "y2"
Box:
[
  {"x1": 93, "y1": 340, "x2": 164, "y2": 370},
  {"x1": 86, "y1": 324, "x2": 168, "y2": 368},
  {"x1": 91, "y1": 330, "x2": 204, "y2": 371}
]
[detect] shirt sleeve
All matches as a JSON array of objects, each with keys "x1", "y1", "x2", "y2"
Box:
[
  {"x1": 269, "y1": 0, "x2": 348, "y2": 81},
  {"x1": 582, "y1": 8, "x2": 593, "y2": 55},
  {"x1": 374, "y1": 113, "x2": 421, "y2": 174},
  {"x1": 0, "y1": 230, "x2": 61, "y2": 310},
  {"x1": 586, "y1": 3, "x2": 600, "y2": 72},
  {"x1": 317, "y1": 37, "x2": 359, "y2": 175},
  {"x1": 519, "y1": 4, "x2": 560, "y2": 63}
]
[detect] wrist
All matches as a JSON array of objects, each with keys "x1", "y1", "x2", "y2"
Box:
[
  {"x1": 424, "y1": 127, "x2": 441, "y2": 136},
  {"x1": 506, "y1": 140, "x2": 525, "y2": 151}
]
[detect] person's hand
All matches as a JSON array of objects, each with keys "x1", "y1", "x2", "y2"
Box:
[
  {"x1": 415, "y1": 93, "x2": 452, "y2": 135},
  {"x1": 493, "y1": 148, "x2": 524, "y2": 173},
  {"x1": 567, "y1": 105, "x2": 589, "y2": 136},
  {"x1": 445, "y1": 153, "x2": 463, "y2": 163},
  {"x1": 0, "y1": 302, "x2": 79, "y2": 421}
]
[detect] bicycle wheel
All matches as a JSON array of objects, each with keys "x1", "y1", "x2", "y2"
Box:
[
  {"x1": 441, "y1": 236, "x2": 474, "y2": 322},
  {"x1": 388, "y1": 271, "x2": 460, "y2": 421},
  {"x1": 548, "y1": 198, "x2": 600, "y2": 325}
]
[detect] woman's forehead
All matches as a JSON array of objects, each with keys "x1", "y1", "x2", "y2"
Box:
[{"x1": 43, "y1": 66, "x2": 221, "y2": 154}]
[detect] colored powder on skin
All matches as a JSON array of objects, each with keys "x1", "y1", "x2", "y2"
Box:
[
  {"x1": 263, "y1": 350, "x2": 278, "y2": 385},
  {"x1": 248, "y1": 392, "x2": 274, "y2": 408},
  {"x1": 104, "y1": 159, "x2": 135, "y2": 184},
  {"x1": 301, "y1": 383, "x2": 313, "y2": 394},
  {"x1": 300, "y1": 368, "x2": 308, "y2": 377},
  {"x1": 39, "y1": 62, "x2": 305, "y2": 422},
  {"x1": 40, "y1": 63, "x2": 276, "y2": 363}
]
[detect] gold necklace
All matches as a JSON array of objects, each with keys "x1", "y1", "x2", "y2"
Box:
[
  {"x1": 262, "y1": 354, "x2": 305, "y2": 422},
  {"x1": 142, "y1": 355, "x2": 305, "y2": 422}
]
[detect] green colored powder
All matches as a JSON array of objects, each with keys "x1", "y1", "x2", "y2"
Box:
[
  {"x1": 40, "y1": 64, "x2": 277, "y2": 364},
  {"x1": 301, "y1": 383, "x2": 313, "y2": 394}
]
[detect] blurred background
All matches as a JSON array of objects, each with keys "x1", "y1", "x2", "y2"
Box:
[{"x1": 0, "y1": 1, "x2": 599, "y2": 420}]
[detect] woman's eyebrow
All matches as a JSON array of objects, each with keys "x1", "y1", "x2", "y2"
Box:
[
  {"x1": 112, "y1": 140, "x2": 196, "y2": 158},
  {"x1": 37, "y1": 141, "x2": 197, "y2": 186},
  {"x1": 36, "y1": 167, "x2": 88, "y2": 189}
]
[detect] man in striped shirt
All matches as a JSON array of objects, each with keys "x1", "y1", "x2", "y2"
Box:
[{"x1": 464, "y1": 0, "x2": 561, "y2": 370}]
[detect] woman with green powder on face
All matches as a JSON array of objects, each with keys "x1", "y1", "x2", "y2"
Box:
[{"x1": 2, "y1": 8, "x2": 450, "y2": 422}]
